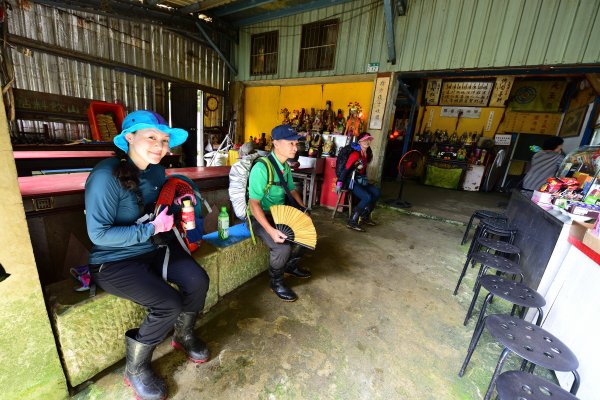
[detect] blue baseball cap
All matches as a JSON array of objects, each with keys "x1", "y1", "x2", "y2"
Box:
[
  {"x1": 113, "y1": 110, "x2": 188, "y2": 152},
  {"x1": 271, "y1": 125, "x2": 301, "y2": 141}
]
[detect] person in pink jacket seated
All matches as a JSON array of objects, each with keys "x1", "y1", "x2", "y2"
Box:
[{"x1": 336, "y1": 132, "x2": 381, "y2": 232}]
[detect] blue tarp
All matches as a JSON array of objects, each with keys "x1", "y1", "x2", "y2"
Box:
[{"x1": 202, "y1": 222, "x2": 251, "y2": 247}]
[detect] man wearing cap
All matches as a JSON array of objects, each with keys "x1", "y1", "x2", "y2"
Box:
[
  {"x1": 248, "y1": 124, "x2": 311, "y2": 302},
  {"x1": 85, "y1": 110, "x2": 211, "y2": 400}
]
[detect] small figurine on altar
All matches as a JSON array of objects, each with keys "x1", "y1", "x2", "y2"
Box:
[
  {"x1": 290, "y1": 109, "x2": 300, "y2": 129},
  {"x1": 322, "y1": 100, "x2": 335, "y2": 133},
  {"x1": 312, "y1": 109, "x2": 323, "y2": 132},
  {"x1": 258, "y1": 132, "x2": 267, "y2": 150},
  {"x1": 304, "y1": 109, "x2": 312, "y2": 132},
  {"x1": 322, "y1": 136, "x2": 335, "y2": 157},
  {"x1": 280, "y1": 108, "x2": 290, "y2": 125},
  {"x1": 297, "y1": 108, "x2": 307, "y2": 131},
  {"x1": 308, "y1": 131, "x2": 323, "y2": 157},
  {"x1": 344, "y1": 101, "x2": 363, "y2": 137},
  {"x1": 334, "y1": 109, "x2": 346, "y2": 134}
]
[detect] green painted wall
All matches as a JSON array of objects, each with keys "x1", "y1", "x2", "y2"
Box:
[
  {"x1": 236, "y1": 0, "x2": 600, "y2": 81},
  {"x1": 0, "y1": 93, "x2": 68, "y2": 397}
]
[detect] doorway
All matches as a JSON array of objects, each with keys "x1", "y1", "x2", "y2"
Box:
[{"x1": 171, "y1": 84, "x2": 201, "y2": 167}]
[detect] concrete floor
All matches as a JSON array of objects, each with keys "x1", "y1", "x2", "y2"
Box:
[{"x1": 74, "y1": 183, "x2": 534, "y2": 400}]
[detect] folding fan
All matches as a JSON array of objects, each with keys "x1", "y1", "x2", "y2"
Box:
[{"x1": 270, "y1": 205, "x2": 317, "y2": 250}]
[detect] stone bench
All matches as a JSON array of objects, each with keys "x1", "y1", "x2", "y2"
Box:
[{"x1": 46, "y1": 231, "x2": 268, "y2": 387}]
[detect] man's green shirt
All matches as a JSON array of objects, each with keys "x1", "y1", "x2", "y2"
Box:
[{"x1": 248, "y1": 154, "x2": 295, "y2": 212}]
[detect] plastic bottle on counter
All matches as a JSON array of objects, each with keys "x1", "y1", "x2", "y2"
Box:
[
  {"x1": 181, "y1": 199, "x2": 195, "y2": 231},
  {"x1": 218, "y1": 206, "x2": 229, "y2": 240}
]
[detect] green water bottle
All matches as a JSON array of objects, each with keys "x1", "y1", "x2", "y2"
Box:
[{"x1": 218, "y1": 206, "x2": 229, "y2": 240}]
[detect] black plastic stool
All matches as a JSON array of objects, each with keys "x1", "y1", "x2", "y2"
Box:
[
  {"x1": 465, "y1": 275, "x2": 545, "y2": 330},
  {"x1": 459, "y1": 314, "x2": 580, "y2": 400},
  {"x1": 462, "y1": 210, "x2": 508, "y2": 245},
  {"x1": 495, "y1": 370, "x2": 580, "y2": 400},
  {"x1": 455, "y1": 238, "x2": 522, "y2": 296},
  {"x1": 454, "y1": 250, "x2": 523, "y2": 296}
]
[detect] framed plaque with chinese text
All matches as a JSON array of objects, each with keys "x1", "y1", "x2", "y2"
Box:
[{"x1": 439, "y1": 80, "x2": 493, "y2": 107}]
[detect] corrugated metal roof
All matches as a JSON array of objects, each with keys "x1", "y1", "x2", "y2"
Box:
[{"x1": 236, "y1": 0, "x2": 600, "y2": 82}]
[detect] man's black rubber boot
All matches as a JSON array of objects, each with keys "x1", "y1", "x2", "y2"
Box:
[
  {"x1": 269, "y1": 268, "x2": 298, "y2": 301},
  {"x1": 284, "y1": 257, "x2": 311, "y2": 278}
]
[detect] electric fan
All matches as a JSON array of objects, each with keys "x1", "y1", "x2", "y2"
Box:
[
  {"x1": 386, "y1": 149, "x2": 424, "y2": 208},
  {"x1": 270, "y1": 205, "x2": 317, "y2": 250}
]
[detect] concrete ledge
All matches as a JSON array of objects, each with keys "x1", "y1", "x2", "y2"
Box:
[{"x1": 46, "y1": 238, "x2": 268, "y2": 387}]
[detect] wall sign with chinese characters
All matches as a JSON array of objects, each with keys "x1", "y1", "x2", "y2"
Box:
[
  {"x1": 439, "y1": 106, "x2": 482, "y2": 118},
  {"x1": 440, "y1": 80, "x2": 494, "y2": 107},
  {"x1": 501, "y1": 112, "x2": 562, "y2": 134},
  {"x1": 489, "y1": 76, "x2": 514, "y2": 107},
  {"x1": 425, "y1": 79, "x2": 442, "y2": 105},
  {"x1": 369, "y1": 75, "x2": 391, "y2": 130}
]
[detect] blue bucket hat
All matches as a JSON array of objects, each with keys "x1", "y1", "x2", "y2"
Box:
[
  {"x1": 113, "y1": 110, "x2": 188, "y2": 152},
  {"x1": 271, "y1": 125, "x2": 301, "y2": 141}
]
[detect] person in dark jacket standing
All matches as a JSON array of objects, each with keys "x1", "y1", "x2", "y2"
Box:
[
  {"x1": 336, "y1": 132, "x2": 381, "y2": 232},
  {"x1": 85, "y1": 110, "x2": 210, "y2": 400},
  {"x1": 522, "y1": 136, "x2": 565, "y2": 193}
]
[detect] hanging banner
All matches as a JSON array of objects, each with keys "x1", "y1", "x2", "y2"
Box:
[
  {"x1": 509, "y1": 80, "x2": 566, "y2": 112},
  {"x1": 489, "y1": 76, "x2": 514, "y2": 107},
  {"x1": 369, "y1": 75, "x2": 390, "y2": 130},
  {"x1": 425, "y1": 79, "x2": 442, "y2": 105}
]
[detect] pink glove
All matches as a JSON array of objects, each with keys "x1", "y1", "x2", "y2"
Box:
[
  {"x1": 174, "y1": 194, "x2": 196, "y2": 206},
  {"x1": 151, "y1": 207, "x2": 174, "y2": 234},
  {"x1": 335, "y1": 181, "x2": 343, "y2": 194}
]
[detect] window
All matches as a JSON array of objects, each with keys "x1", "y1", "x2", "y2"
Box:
[
  {"x1": 299, "y1": 19, "x2": 339, "y2": 72},
  {"x1": 250, "y1": 31, "x2": 278, "y2": 76}
]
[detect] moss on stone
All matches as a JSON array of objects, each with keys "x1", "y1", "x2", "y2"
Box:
[
  {"x1": 216, "y1": 238, "x2": 269, "y2": 296},
  {"x1": 0, "y1": 294, "x2": 68, "y2": 399}
]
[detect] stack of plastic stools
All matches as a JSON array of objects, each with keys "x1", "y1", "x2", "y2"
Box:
[
  {"x1": 455, "y1": 220, "x2": 521, "y2": 297},
  {"x1": 462, "y1": 209, "x2": 507, "y2": 245}
]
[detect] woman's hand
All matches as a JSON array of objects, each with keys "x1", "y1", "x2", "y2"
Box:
[
  {"x1": 269, "y1": 228, "x2": 287, "y2": 244},
  {"x1": 151, "y1": 207, "x2": 174, "y2": 234}
]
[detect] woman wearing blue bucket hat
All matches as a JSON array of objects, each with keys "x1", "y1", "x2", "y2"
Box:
[{"x1": 84, "y1": 110, "x2": 210, "y2": 400}]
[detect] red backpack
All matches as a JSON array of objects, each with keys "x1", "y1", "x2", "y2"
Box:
[{"x1": 154, "y1": 175, "x2": 205, "y2": 253}]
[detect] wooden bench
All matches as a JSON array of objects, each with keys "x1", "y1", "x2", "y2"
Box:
[{"x1": 45, "y1": 229, "x2": 268, "y2": 387}]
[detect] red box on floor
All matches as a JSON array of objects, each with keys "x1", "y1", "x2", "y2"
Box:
[{"x1": 320, "y1": 157, "x2": 340, "y2": 209}]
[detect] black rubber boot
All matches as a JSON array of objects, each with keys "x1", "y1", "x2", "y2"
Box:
[
  {"x1": 284, "y1": 257, "x2": 311, "y2": 278},
  {"x1": 269, "y1": 268, "x2": 298, "y2": 301},
  {"x1": 347, "y1": 210, "x2": 365, "y2": 232},
  {"x1": 360, "y1": 206, "x2": 377, "y2": 226},
  {"x1": 124, "y1": 329, "x2": 167, "y2": 400},
  {"x1": 171, "y1": 312, "x2": 210, "y2": 363}
]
